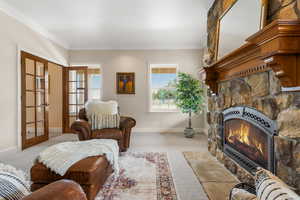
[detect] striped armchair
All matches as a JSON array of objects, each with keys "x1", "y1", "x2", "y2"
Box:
[{"x1": 230, "y1": 168, "x2": 299, "y2": 200}]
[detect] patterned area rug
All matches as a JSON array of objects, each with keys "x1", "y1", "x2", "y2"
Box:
[{"x1": 96, "y1": 152, "x2": 178, "y2": 200}]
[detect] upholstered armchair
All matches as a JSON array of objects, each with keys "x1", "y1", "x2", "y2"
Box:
[{"x1": 71, "y1": 108, "x2": 136, "y2": 152}]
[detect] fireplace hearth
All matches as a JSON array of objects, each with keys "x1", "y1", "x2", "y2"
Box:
[{"x1": 222, "y1": 106, "x2": 277, "y2": 174}]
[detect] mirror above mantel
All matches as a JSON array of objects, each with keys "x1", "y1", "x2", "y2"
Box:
[{"x1": 216, "y1": 0, "x2": 268, "y2": 60}]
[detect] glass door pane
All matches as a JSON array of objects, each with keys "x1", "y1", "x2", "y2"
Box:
[
  {"x1": 26, "y1": 123, "x2": 35, "y2": 140},
  {"x1": 26, "y1": 92, "x2": 35, "y2": 107},
  {"x1": 36, "y1": 91, "x2": 45, "y2": 107},
  {"x1": 76, "y1": 70, "x2": 85, "y2": 82},
  {"x1": 26, "y1": 75, "x2": 35, "y2": 91},
  {"x1": 77, "y1": 93, "x2": 85, "y2": 105},
  {"x1": 36, "y1": 121, "x2": 45, "y2": 136},
  {"x1": 69, "y1": 105, "x2": 77, "y2": 116},
  {"x1": 36, "y1": 62, "x2": 45, "y2": 76},
  {"x1": 26, "y1": 108, "x2": 35, "y2": 124},
  {"x1": 36, "y1": 77, "x2": 45, "y2": 91},
  {"x1": 25, "y1": 58, "x2": 35, "y2": 75},
  {"x1": 69, "y1": 70, "x2": 77, "y2": 81}
]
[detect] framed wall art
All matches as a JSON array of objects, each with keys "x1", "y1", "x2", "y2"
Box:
[{"x1": 116, "y1": 72, "x2": 135, "y2": 94}]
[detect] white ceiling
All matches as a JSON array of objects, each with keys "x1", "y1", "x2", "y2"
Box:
[{"x1": 1, "y1": 0, "x2": 214, "y2": 50}]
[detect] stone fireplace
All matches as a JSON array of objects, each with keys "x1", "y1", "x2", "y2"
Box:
[
  {"x1": 201, "y1": 20, "x2": 300, "y2": 193},
  {"x1": 206, "y1": 71, "x2": 300, "y2": 193},
  {"x1": 222, "y1": 106, "x2": 277, "y2": 174}
]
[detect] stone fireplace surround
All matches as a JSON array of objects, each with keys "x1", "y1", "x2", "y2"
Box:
[
  {"x1": 202, "y1": 20, "x2": 300, "y2": 194},
  {"x1": 207, "y1": 71, "x2": 300, "y2": 192}
]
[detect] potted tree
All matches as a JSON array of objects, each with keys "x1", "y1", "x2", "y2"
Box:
[{"x1": 175, "y1": 72, "x2": 204, "y2": 138}]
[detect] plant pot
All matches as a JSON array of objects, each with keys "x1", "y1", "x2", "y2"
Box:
[{"x1": 184, "y1": 128, "x2": 195, "y2": 138}]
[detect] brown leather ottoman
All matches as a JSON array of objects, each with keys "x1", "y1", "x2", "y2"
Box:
[{"x1": 31, "y1": 156, "x2": 113, "y2": 200}]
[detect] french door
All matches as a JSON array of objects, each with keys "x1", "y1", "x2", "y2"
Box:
[
  {"x1": 63, "y1": 67, "x2": 88, "y2": 133},
  {"x1": 21, "y1": 51, "x2": 49, "y2": 149}
]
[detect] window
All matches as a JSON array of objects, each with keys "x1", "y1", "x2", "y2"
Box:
[
  {"x1": 149, "y1": 64, "x2": 178, "y2": 112},
  {"x1": 88, "y1": 68, "x2": 102, "y2": 100}
]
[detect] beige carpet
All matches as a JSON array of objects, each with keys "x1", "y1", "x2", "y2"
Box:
[{"x1": 183, "y1": 152, "x2": 239, "y2": 200}]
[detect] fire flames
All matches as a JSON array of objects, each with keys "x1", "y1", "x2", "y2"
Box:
[{"x1": 227, "y1": 122, "x2": 264, "y2": 155}]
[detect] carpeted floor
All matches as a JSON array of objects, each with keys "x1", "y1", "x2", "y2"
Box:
[
  {"x1": 183, "y1": 152, "x2": 239, "y2": 200},
  {"x1": 0, "y1": 132, "x2": 210, "y2": 200}
]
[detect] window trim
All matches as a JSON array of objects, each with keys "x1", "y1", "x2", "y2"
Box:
[{"x1": 148, "y1": 64, "x2": 179, "y2": 113}]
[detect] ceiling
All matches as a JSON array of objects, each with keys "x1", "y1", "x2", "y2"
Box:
[{"x1": 2, "y1": 0, "x2": 214, "y2": 50}]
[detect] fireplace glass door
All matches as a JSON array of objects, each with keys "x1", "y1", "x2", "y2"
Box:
[{"x1": 224, "y1": 119, "x2": 268, "y2": 169}]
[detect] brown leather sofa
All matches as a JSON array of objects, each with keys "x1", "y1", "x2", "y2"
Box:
[
  {"x1": 71, "y1": 108, "x2": 136, "y2": 152},
  {"x1": 23, "y1": 180, "x2": 87, "y2": 200}
]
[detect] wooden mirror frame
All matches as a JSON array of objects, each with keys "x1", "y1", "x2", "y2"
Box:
[{"x1": 214, "y1": 0, "x2": 269, "y2": 61}]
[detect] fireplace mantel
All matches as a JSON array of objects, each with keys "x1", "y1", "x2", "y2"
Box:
[{"x1": 201, "y1": 19, "x2": 300, "y2": 94}]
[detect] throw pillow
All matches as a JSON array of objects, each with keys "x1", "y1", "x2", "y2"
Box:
[
  {"x1": 85, "y1": 100, "x2": 120, "y2": 129},
  {"x1": 0, "y1": 163, "x2": 30, "y2": 200},
  {"x1": 231, "y1": 188, "x2": 257, "y2": 200},
  {"x1": 255, "y1": 168, "x2": 299, "y2": 200}
]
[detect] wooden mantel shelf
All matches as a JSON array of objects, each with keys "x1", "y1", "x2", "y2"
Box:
[{"x1": 201, "y1": 19, "x2": 300, "y2": 94}]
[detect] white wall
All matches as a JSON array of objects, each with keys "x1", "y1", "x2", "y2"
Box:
[
  {"x1": 0, "y1": 10, "x2": 68, "y2": 151},
  {"x1": 69, "y1": 49, "x2": 206, "y2": 132}
]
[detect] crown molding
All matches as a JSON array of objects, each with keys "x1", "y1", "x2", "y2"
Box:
[
  {"x1": 69, "y1": 46, "x2": 203, "y2": 51},
  {"x1": 0, "y1": 0, "x2": 69, "y2": 49}
]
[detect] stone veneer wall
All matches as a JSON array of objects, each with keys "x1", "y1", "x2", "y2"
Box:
[
  {"x1": 207, "y1": 0, "x2": 300, "y2": 59},
  {"x1": 207, "y1": 70, "x2": 300, "y2": 193}
]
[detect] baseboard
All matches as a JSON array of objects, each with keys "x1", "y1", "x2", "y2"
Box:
[
  {"x1": 49, "y1": 127, "x2": 63, "y2": 138},
  {"x1": 49, "y1": 127, "x2": 63, "y2": 133},
  {"x1": 132, "y1": 127, "x2": 206, "y2": 133},
  {"x1": 195, "y1": 128, "x2": 207, "y2": 134},
  {"x1": 28, "y1": 128, "x2": 62, "y2": 133},
  {"x1": 0, "y1": 146, "x2": 18, "y2": 154}
]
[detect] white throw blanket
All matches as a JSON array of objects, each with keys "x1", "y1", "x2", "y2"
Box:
[
  {"x1": 85, "y1": 100, "x2": 120, "y2": 130},
  {"x1": 38, "y1": 139, "x2": 119, "y2": 176}
]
